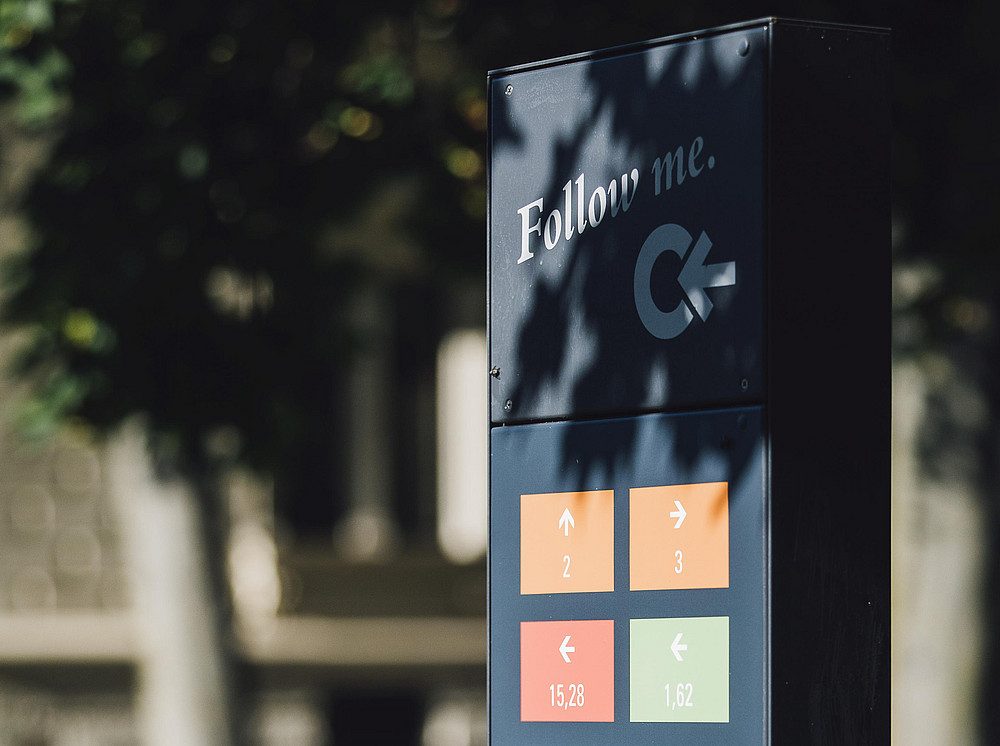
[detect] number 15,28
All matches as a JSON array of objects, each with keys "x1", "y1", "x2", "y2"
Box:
[{"x1": 549, "y1": 683, "x2": 585, "y2": 710}]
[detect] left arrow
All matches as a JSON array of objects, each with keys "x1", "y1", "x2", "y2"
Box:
[
  {"x1": 677, "y1": 230, "x2": 736, "y2": 322},
  {"x1": 558, "y1": 508, "x2": 575, "y2": 536},
  {"x1": 670, "y1": 633, "x2": 688, "y2": 662},
  {"x1": 559, "y1": 635, "x2": 575, "y2": 663}
]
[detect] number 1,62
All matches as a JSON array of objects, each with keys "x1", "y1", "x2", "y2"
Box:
[{"x1": 665, "y1": 682, "x2": 693, "y2": 710}]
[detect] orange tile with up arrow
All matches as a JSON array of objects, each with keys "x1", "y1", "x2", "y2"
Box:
[{"x1": 520, "y1": 490, "x2": 614, "y2": 595}]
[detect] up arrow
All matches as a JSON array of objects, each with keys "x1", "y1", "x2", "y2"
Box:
[
  {"x1": 559, "y1": 635, "x2": 575, "y2": 663},
  {"x1": 670, "y1": 500, "x2": 687, "y2": 529},
  {"x1": 670, "y1": 633, "x2": 688, "y2": 662},
  {"x1": 678, "y1": 231, "x2": 736, "y2": 322},
  {"x1": 558, "y1": 508, "x2": 575, "y2": 537}
]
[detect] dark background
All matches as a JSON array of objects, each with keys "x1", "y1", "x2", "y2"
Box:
[{"x1": 0, "y1": 0, "x2": 996, "y2": 743}]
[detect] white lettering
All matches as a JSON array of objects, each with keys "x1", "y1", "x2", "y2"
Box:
[
  {"x1": 562, "y1": 179, "x2": 575, "y2": 242},
  {"x1": 513, "y1": 162, "x2": 646, "y2": 266},
  {"x1": 588, "y1": 185, "x2": 607, "y2": 228},
  {"x1": 544, "y1": 209, "x2": 562, "y2": 250},
  {"x1": 613, "y1": 168, "x2": 639, "y2": 215},
  {"x1": 516, "y1": 198, "x2": 543, "y2": 264}
]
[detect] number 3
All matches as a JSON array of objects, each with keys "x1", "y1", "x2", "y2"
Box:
[{"x1": 674, "y1": 549, "x2": 683, "y2": 574}]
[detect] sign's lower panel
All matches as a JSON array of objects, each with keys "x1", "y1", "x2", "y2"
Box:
[{"x1": 489, "y1": 407, "x2": 765, "y2": 745}]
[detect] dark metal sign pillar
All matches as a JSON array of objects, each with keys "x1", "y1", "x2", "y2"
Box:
[{"x1": 488, "y1": 19, "x2": 889, "y2": 745}]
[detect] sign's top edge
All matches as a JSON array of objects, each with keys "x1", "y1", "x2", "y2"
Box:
[{"x1": 486, "y1": 17, "x2": 890, "y2": 79}]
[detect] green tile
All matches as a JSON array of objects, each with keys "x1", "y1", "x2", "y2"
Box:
[{"x1": 629, "y1": 616, "x2": 730, "y2": 723}]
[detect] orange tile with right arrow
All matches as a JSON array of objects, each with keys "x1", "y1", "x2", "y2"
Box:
[
  {"x1": 629, "y1": 482, "x2": 729, "y2": 591},
  {"x1": 520, "y1": 490, "x2": 614, "y2": 595}
]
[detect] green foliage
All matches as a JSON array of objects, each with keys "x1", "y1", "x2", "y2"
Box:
[
  {"x1": 0, "y1": 0, "x2": 486, "y2": 470},
  {"x1": 0, "y1": 0, "x2": 75, "y2": 125}
]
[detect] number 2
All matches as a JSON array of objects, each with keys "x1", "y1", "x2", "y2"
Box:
[{"x1": 563, "y1": 555, "x2": 571, "y2": 578}]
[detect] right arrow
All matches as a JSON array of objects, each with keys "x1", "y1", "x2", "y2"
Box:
[
  {"x1": 670, "y1": 633, "x2": 688, "y2": 662},
  {"x1": 669, "y1": 500, "x2": 687, "y2": 529},
  {"x1": 558, "y1": 507, "x2": 575, "y2": 537}
]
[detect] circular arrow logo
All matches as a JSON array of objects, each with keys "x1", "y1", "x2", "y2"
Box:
[{"x1": 633, "y1": 223, "x2": 736, "y2": 340}]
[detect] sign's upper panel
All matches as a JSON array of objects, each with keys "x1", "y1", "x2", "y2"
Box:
[{"x1": 489, "y1": 26, "x2": 766, "y2": 424}]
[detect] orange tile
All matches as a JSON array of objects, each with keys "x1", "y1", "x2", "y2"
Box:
[
  {"x1": 629, "y1": 482, "x2": 729, "y2": 591},
  {"x1": 520, "y1": 619, "x2": 615, "y2": 722},
  {"x1": 520, "y1": 490, "x2": 614, "y2": 595}
]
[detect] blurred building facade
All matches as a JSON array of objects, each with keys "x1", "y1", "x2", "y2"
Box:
[
  {"x1": 0, "y1": 317, "x2": 489, "y2": 746},
  {"x1": 0, "y1": 120, "x2": 488, "y2": 744}
]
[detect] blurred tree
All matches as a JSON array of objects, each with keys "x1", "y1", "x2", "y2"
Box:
[
  {"x1": 0, "y1": 0, "x2": 74, "y2": 126},
  {"x1": 0, "y1": 1, "x2": 490, "y2": 743},
  {"x1": 1, "y1": 0, "x2": 486, "y2": 476},
  {"x1": 2, "y1": 0, "x2": 1000, "y2": 742}
]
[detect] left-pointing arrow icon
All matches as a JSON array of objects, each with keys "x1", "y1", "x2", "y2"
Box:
[
  {"x1": 558, "y1": 508, "x2": 575, "y2": 536},
  {"x1": 559, "y1": 635, "x2": 575, "y2": 663},
  {"x1": 670, "y1": 633, "x2": 688, "y2": 662},
  {"x1": 677, "y1": 230, "x2": 736, "y2": 322}
]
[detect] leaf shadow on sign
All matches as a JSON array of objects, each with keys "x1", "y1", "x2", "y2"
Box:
[{"x1": 497, "y1": 34, "x2": 762, "y2": 488}]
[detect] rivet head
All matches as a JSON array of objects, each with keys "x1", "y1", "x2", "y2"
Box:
[
  {"x1": 740, "y1": 378, "x2": 750, "y2": 391},
  {"x1": 490, "y1": 367, "x2": 501, "y2": 379},
  {"x1": 738, "y1": 39, "x2": 750, "y2": 57},
  {"x1": 504, "y1": 84, "x2": 513, "y2": 96},
  {"x1": 504, "y1": 399, "x2": 513, "y2": 411}
]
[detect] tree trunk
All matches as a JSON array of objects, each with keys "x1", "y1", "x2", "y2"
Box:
[{"x1": 106, "y1": 419, "x2": 241, "y2": 746}]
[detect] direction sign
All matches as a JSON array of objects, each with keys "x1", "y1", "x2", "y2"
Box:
[
  {"x1": 559, "y1": 635, "x2": 575, "y2": 663},
  {"x1": 520, "y1": 490, "x2": 614, "y2": 595},
  {"x1": 630, "y1": 616, "x2": 730, "y2": 723},
  {"x1": 489, "y1": 26, "x2": 764, "y2": 425},
  {"x1": 520, "y1": 619, "x2": 615, "y2": 722},
  {"x1": 490, "y1": 408, "x2": 764, "y2": 744},
  {"x1": 630, "y1": 482, "x2": 729, "y2": 591},
  {"x1": 634, "y1": 225, "x2": 737, "y2": 340},
  {"x1": 489, "y1": 18, "x2": 890, "y2": 746}
]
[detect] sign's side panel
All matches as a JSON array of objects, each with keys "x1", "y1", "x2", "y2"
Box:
[
  {"x1": 767, "y1": 22, "x2": 891, "y2": 744},
  {"x1": 489, "y1": 28, "x2": 767, "y2": 425}
]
